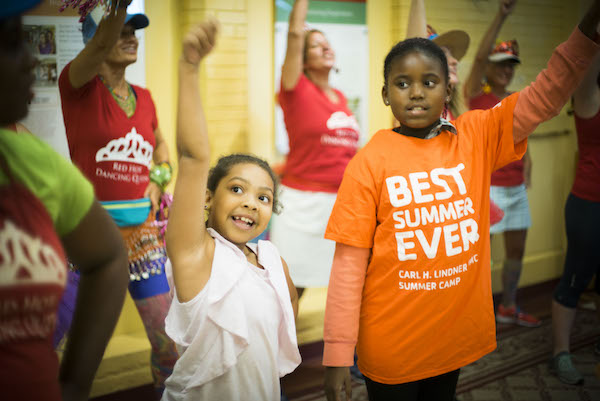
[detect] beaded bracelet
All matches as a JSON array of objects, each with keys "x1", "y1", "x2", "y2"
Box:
[{"x1": 149, "y1": 162, "x2": 173, "y2": 189}]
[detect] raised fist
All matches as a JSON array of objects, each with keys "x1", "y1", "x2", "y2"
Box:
[
  {"x1": 500, "y1": 0, "x2": 517, "y2": 16},
  {"x1": 182, "y1": 19, "x2": 219, "y2": 67}
]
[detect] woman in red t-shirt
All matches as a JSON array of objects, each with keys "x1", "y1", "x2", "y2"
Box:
[
  {"x1": 464, "y1": 0, "x2": 539, "y2": 328},
  {"x1": 58, "y1": 1, "x2": 177, "y2": 396},
  {"x1": 270, "y1": 0, "x2": 360, "y2": 298},
  {"x1": 0, "y1": 1, "x2": 128, "y2": 399}
]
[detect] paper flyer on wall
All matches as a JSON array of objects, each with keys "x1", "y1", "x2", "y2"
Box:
[{"x1": 21, "y1": 13, "x2": 82, "y2": 159}]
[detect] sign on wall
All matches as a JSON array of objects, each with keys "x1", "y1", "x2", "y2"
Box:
[{"x1": 274, "y1": 0, "x2": 369, "y2": 154}]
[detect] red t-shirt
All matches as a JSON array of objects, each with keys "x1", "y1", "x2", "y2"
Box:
[
  {"x1": 0, "y1": 130, "x2": 94, "y2": 400},
  {"x1": 325, "y1": 94, "x2": 526, "y2": 384},
  {"x1": 278, "y1": 74, "x2": 359, "y2": 193},
  {"x1": 572, "y1": 109, "x2": 600, "y2": 202},
  {"x1": 0, "y1": 182, "x2": 67, "y2": 401},
  {"x1": 470, "y1": 92, "x2": 524, "y2": 186},
  {"x1": 59, "y1": 63, "x2": 158, "y2": 201}
]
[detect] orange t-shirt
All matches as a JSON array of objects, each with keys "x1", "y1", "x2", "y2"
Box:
[{"x1": 325, "y1": 93, "x2": 526, "y2": 384}]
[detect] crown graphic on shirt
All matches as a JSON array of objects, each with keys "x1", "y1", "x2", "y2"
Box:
[
  {"x1": 95, "y1": 127, "x2": 153, "y2": 168},
  {"x1": 326, "y1": 111, "x2": 360, "y2": 132},
  {"x1": 0, "y1": 220, "x2": 66, "y2": 287}
]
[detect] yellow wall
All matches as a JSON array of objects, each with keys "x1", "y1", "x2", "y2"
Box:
[
  {"x1": 181, "y1": 0, "x2": 252, "y2": 163},
  {"x1": 146, "y1": 0, "x2": 181, "y2": 172}
]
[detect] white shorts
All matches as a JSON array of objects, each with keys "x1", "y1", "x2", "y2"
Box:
[
  {"x1": 490, "y1": 184, "x2": 531, "y2": 234},
  {"x1": 269, "y1": 185, "x2": 337, "y2": 288}
]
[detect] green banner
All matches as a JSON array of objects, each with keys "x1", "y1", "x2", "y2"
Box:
[{"x1": 275, "y1": 0, "x2": 366, "y2": 24}]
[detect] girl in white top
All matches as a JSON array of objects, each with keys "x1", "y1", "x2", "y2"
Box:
[{"x1": 162, "y1": 21, "x2": 301, "y2": 401}]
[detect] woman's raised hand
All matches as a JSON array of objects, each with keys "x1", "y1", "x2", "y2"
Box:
[
  {"x1": 182, "y1": 19, "x2": 219, "y2": 68},
  {"x1": 500, "y1": 0, "x2": 517, "y2": 16},
  {"x1": 118, "y1": 0, "x2": 133, "y2": 9}
]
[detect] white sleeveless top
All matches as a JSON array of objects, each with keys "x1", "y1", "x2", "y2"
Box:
[{"x1": 162, "y1": 229, "x2": 301, "y2": 401}]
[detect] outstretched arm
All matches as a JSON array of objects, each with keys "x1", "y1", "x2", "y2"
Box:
[
  {"x1": 464, "y1": 0, "x2": 517, "y2": 100},
  {"x1": 281, "y1": 0, "x2": 309, "y2": 90},
  {"x1": 68, "y1": 0, "x2": 131, "y2": 89},
  {"x1": 166, "y1": 21, "x2": 218, "y2": 303},
  {"x1": 405, "y1": 0, "x2": 428, "y2": 39},
  {"x1": 513, "y1": 0, "x2": 600, "y2": 143},
  {"x1": 573, "y1": 53, "x2": 600, "y2": 119}
]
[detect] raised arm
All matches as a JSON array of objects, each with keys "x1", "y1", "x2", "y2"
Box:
[
  {"x1": 405, "y1": 0, "x2": 428, "y2": 39},
  {"x1": 513, "y1": 0, "x2": 600, "y2": 143},
  {"x1": 464, "y1": 0, "x2": 517, "y2": 100},
  {"x1": 573, "y1": 53, "x2": 600, "y2": 119},
  {"x1": 68, "y1": 0, "x2": 131, "y2": 89},
  {"x1": 281, "y1": 0, "x2": 309, "y2": 90},
  {"x1": 166, "y1": 21, "x2": 218, "y2": 303}
]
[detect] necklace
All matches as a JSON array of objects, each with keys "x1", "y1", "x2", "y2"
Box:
[
  {"x1": 99, "y1": 75, "x2": 131, "y2": 100},
  {"x1": 99, "y1": 75, "x2": 137, "y2": 117}
]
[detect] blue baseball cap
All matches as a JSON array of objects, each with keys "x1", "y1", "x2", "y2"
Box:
[
  {"x1": 0, "y1": 0, "x2": 42, "y2": 19},
  {"x1": 82, "y1": 12, "x2": 149, "y2": 44}
]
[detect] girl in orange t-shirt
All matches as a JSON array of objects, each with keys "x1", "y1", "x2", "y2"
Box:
[{"x1": 322, "y1": 2, "x2": 600, "y2": 400}]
